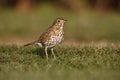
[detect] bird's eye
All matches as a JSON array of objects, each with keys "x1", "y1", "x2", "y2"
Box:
[{"x1": 57, "y1": 20, "x2": 60, "y2": 22}]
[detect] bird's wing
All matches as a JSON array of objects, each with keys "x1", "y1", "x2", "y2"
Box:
[{"x1": 37, "y1": 28, "x2": 53, "y2": 43}]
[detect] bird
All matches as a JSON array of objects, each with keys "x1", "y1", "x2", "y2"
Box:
[{"x1": 24, "y1": 18, "x2": 67, "y2": 59}]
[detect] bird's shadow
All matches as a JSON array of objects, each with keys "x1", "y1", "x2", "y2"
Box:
[{"x1": 31, "y1": 47, "x2": 54, "y2": 59}]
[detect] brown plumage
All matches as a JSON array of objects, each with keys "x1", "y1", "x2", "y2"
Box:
[{"x1": 24, "y1": 18, "x2": 67, "y2": 59}]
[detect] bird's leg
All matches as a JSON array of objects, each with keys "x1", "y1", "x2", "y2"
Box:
[
  {"x1": 51, "y1": 48, "x2": 56, "y2": 59},
  {"x1": 45, "y1": 47, "x2": 48, "y2": 59}
]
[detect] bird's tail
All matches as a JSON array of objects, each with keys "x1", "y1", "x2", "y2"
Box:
[{"x1": 24, "y1": 40, "x2": 37, "y2": 46}]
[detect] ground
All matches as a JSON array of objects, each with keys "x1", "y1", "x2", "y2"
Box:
[
  {"x1": 0, "y1": 5, "x2": 120, "y2": 80},
  {"x1": 0, "y1": 43, "x2": 120, "y2": 80}
]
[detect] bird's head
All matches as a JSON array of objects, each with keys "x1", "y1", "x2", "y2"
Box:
[{"x1": 53, "y1": 18, "x2": 67, "y2": 27}]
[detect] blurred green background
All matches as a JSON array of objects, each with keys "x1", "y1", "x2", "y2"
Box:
[{"x1": 0, "y1": 0, "x2": 120, "y2": 44}]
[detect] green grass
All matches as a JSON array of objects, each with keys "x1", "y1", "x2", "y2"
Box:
[
  {"x1": 0, "y1": 5, "x2": 120, "y2": 41},
  {"x1": 0, "y1": 4, "x2": 120, "y2": 80},
  {"x1": 0, "y1": 44, "x2": 120, "y2": 80}
]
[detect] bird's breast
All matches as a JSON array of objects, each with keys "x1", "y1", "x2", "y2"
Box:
[
  {"x1": 43, "y1": 29, "x2": 64, "y2": 48},
  {"x1": 52, "y1": 30, "x2": 64, "y2": 42}
]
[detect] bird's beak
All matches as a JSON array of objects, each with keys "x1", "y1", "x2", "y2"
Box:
[{"x1": 64, "y1": 19, "x2": 68, "y2": 22}]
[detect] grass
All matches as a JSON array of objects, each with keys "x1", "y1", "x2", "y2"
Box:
[
  {"x1": 0, "y1": 5, "x2": 120, "y2": 41},
  {"x1": 0, "y1": 44, "x2": 120, "y2": 80},
  {"x1": 0, "y1": 4, "x2": 120, "y2": 80}
]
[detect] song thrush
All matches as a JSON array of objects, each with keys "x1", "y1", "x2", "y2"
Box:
[{"x1": 24, "y1": 18, "x2": 67, "y2": 59}]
